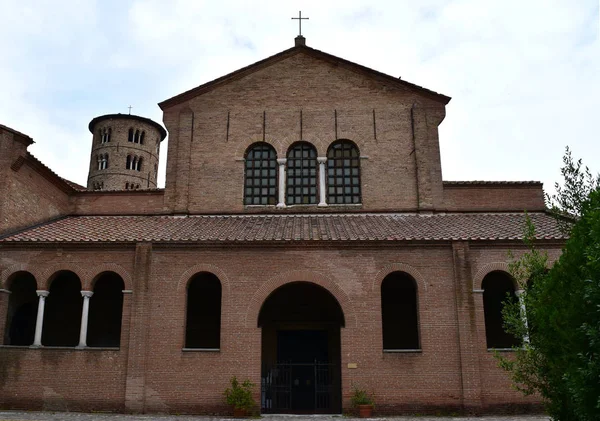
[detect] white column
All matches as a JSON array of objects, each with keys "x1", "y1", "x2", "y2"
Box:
[
  {"x1": 32, "y1": 290, "x2": 49, "y2": 347},
  {"x1": 515, "y1": 289, "x2": 529, "y2": 344},
  {"x1": 77, "y1": 291, "x2": 94, "y2": 348},
  {"x1": 317, "y1": 157, "x2": 327, "y2": 207},
  {"x1": 276, "y1": 158, "x2": 287, "y2": 208}
]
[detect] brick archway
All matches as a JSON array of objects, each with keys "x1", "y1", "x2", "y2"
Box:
[
  {"x1": 473, "y1": 262, "x2": 514, "y2": 290},
  {"x1": 39, "y1": 263, "x2": 87, "y2": 290},
  {"x1": 88, "y1": 263, "x2": 133, "y2": 290},
  {"x1": 1, "y1": 264, "x2": 41, "y2": 289},
  {"x1": 372, "y1": 262, "x2": 428, "y2": 293},
  {"x1": 245, "y1": 269, "x2": 355, "y2": 329}
]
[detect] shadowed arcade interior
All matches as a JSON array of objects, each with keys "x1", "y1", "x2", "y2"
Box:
[
  {"x1": 42, "y1": 271, "x2": 82, "y2": 347},
  {"x1": 259, "y1": 282, "x2": 344, "y2": 414},
  {"x1": 483, "y1": 271, "x2": 521, "y2": 349},
  {"x1": 87, "y1": 272, "x2": 125, "y2": 347},
  {"x1": 4, "y1": 271, "x2": 38, "y2": 346}
]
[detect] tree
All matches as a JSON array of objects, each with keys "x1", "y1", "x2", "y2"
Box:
[{"x1": 498, "y1": 148, "x2": 600, "y2": 421}]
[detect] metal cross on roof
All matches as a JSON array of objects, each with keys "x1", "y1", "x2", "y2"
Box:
[
  {"x1": 291, "y1": 11, "x2": 309, "y2": 36},
  {"x1": 128, "y1": 105, "x2": 132, "y2": 115}
]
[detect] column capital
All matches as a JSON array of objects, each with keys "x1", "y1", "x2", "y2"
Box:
[
  {"x1": 317, "y1": 156, "x2": 327, "y2": 164},
  {"x1": 276, "y1": 158, "x2": 287, "y2": 165},
  {"x1": 81, "y1": 290, "x2": 94, "y2": 298},
  {"x1": 36, "y1": 290, "x2": 49, "y2": 298}
]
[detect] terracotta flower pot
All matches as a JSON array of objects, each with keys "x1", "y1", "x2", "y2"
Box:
[
  {"x1": 358, "y1": 404, "x2": 374, "y2": 418},
  {"x1": 233, "y1": 408, "x2": 248, "y2": 418}
]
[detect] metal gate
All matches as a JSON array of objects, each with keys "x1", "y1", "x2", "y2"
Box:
[{"x1": 261, "y1": 361, "x2": 335, "y2": 413}]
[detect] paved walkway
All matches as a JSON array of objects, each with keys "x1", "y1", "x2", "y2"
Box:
[{"x1": 0, "y1": 412, "x2": 550, "y2": 421}]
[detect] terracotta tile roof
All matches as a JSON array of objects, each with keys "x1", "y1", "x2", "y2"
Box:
[
  {"x1": 60, "y1": 177, "x2": 87, "y2": 191},
  {"x1": 0, "y1": 213, "x2": 565, "y2": 244}
]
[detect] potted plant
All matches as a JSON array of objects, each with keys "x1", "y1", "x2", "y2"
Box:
[
  {"x1": 224, "y1": 376, "x2": 256, "y2": 417},
  {"x1": 350, "y1": 383, "x2": 375, "y2": 418}
]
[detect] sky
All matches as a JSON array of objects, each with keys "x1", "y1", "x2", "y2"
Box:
[{"x1": 0, "y1": 0, "x2": 598, "y2": 193}]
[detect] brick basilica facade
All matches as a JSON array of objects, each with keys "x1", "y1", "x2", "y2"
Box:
[{"x1": 0, "y1": 36, "x2": 565, "y2": 415}]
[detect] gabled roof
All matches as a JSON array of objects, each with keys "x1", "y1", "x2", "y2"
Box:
[
  {"x1": 23, "y1": 152, "x2": 82, "y2": 194},
  {"x1": 0, "y1": 212, "x2": 565, "y2": 244},
  {"x1": 159, "y1": 42, "x2": 451, "y2": 110}
]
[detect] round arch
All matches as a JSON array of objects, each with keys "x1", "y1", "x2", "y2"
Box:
[
  {"x1": 176, "y1": 264, "x2": 231, "y2": 295},
  {"x1": 473, "y1": 262, "x2": 515, "y2": 290},
  {"x1": 257, "y1": 281, "x2": 345, "y2": 328},
  {"x1": 234, "y1": 135, "x2": 283, "y2": 159},
  {"x1": 327, "y1": 138, "x2": 361, "y2": 156},
  {"x1": 39, "y1": 263, "x2": 87, "y2": 290},
  {"x1": 88, "y1": 264, "x2": 132, "y2": 290},
  {"x1": 372, "y1": 262, "x2": 427, "y2": 293},
  {"x1": 2, "y1": 264, "x2": 41, "y2": 289},
  {"x1": 245, "y1": 269, "x2": 356, "y2": 329},
  {"x1": 3, "y1": 270, "x2": 38, "y2": 291}
]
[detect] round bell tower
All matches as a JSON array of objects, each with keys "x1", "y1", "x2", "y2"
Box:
[{"x1": 86, "y1": 114, "x2": 167, "y2": 191}]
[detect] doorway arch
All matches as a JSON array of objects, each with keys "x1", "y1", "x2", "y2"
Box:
[{"x1": 258, "y1": 282, "x2": 344, "y2": 414}]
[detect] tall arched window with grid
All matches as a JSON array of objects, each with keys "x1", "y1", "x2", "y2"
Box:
[
  {"x1": 244, "y1": 143, "x2": 277, "y2": 205},
  {"x1": 327, "y1": 140, "x2": 361, "y2": 204},
  {"x1": 286, "y1": 142, "x2": 317, "y2": 205}
]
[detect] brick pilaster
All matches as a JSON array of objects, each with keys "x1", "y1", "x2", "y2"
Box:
[
  {"x1": 411, "y1": 105, "x2": 444, "y2": 212},
  {"x1": 452, "y1": 241, "x2": 483, "y2": 413},
  {"x1": 0, "y1": 289, "x2": 10, "y2": 344},
  {"x1": 124, "y1": 242, "x2": 153, "y2": 413}
]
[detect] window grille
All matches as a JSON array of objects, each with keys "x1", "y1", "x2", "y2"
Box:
[
  {"x1": 244, "y1": 143, "x2": 277, "y2": 205},
  {"x1": 327, "y1": 141, "x2": 361, "y2": 204},
  {"x1": 286, "y1": 142, "x2": 317, "y2": 205}
]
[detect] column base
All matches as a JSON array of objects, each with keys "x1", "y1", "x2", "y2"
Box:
[
  {"x1": 276, "y1": 203, "x2": 286, "y2": 208},
  {"x1": 76, "y1": 344, "x2": 87, "y2": 349},
  {"x1": 318, "y1": 202, "x2": 328, "y2": 207},
  {"x1": 29, "y1": 344, "x2": 42, "y2": 349}
]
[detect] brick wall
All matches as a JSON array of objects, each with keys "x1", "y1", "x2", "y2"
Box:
[
  {"x1": 73, "y1": 190, "x2": 167, "y2": 215},
  {"x1": 0, "y1": 241, "x2": 563, "y2": 414},
  {"x1": 162, "y1": 51, "x2": 447, "y2": 214},
  {"x1": 443, "y1": 183, "x2": 546, "y2": 212}
]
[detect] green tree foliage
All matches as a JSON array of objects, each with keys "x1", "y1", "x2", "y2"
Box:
[{"x1": 498, "y1": 149, "x2": 600, "y2": 421}]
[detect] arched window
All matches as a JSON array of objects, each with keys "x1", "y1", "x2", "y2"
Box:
[
  {"x1": 134, "y1": 130, "x2": 140, "y2": 143},
  {"x1": 286, "y1": 142, "x2": 317, "y2": 205},
  {"x1": 87, "y1": 272, "x2": 124, "y2": 347},
  {"x1": 42, "y1": 271, "x2": 82, "y2": 347},
  {"x1": 128, "y1": 128, "x2": 134, "y2": 142},
  {"x1": 125, "y1": 182, "x2": 129, "y2": 190},
  {"x1": 4, "y1": 272, "x2": 37, "y2": 346},
  {"x1": 185, "y1": 272, "x2": 222, "y2": 349},
  {"x1": 107, "y1": 127, "x2": 111, "y2": 142},
  {"x1": 381, "y1": 271, "x2": 420, "y2": 350},
  {"x1": 244, "y1": 143, "x2": 277, "y2": 205},
  {"x1": 97, "y1": 155, "x2": 102, "y2": 170},
  {"x1": 137, "y1": 157, "x2": 143, "y2": 171},
  {"x1": 101, "y1": 154, "x2": 108, "y2": 169},
  {"x1": 482, "y1": 271, "x2": 521, "y2": 349},
  {"x1": 140, "y1": 131, "x2": 145, "y2": 145},
  {"x1": 327, "y1": 140, "x2": 361, "y2": 204}
]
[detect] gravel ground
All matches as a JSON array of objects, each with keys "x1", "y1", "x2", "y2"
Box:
[{"x1": 0, "y1": 412, "x2": 550, "y2": 421}]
